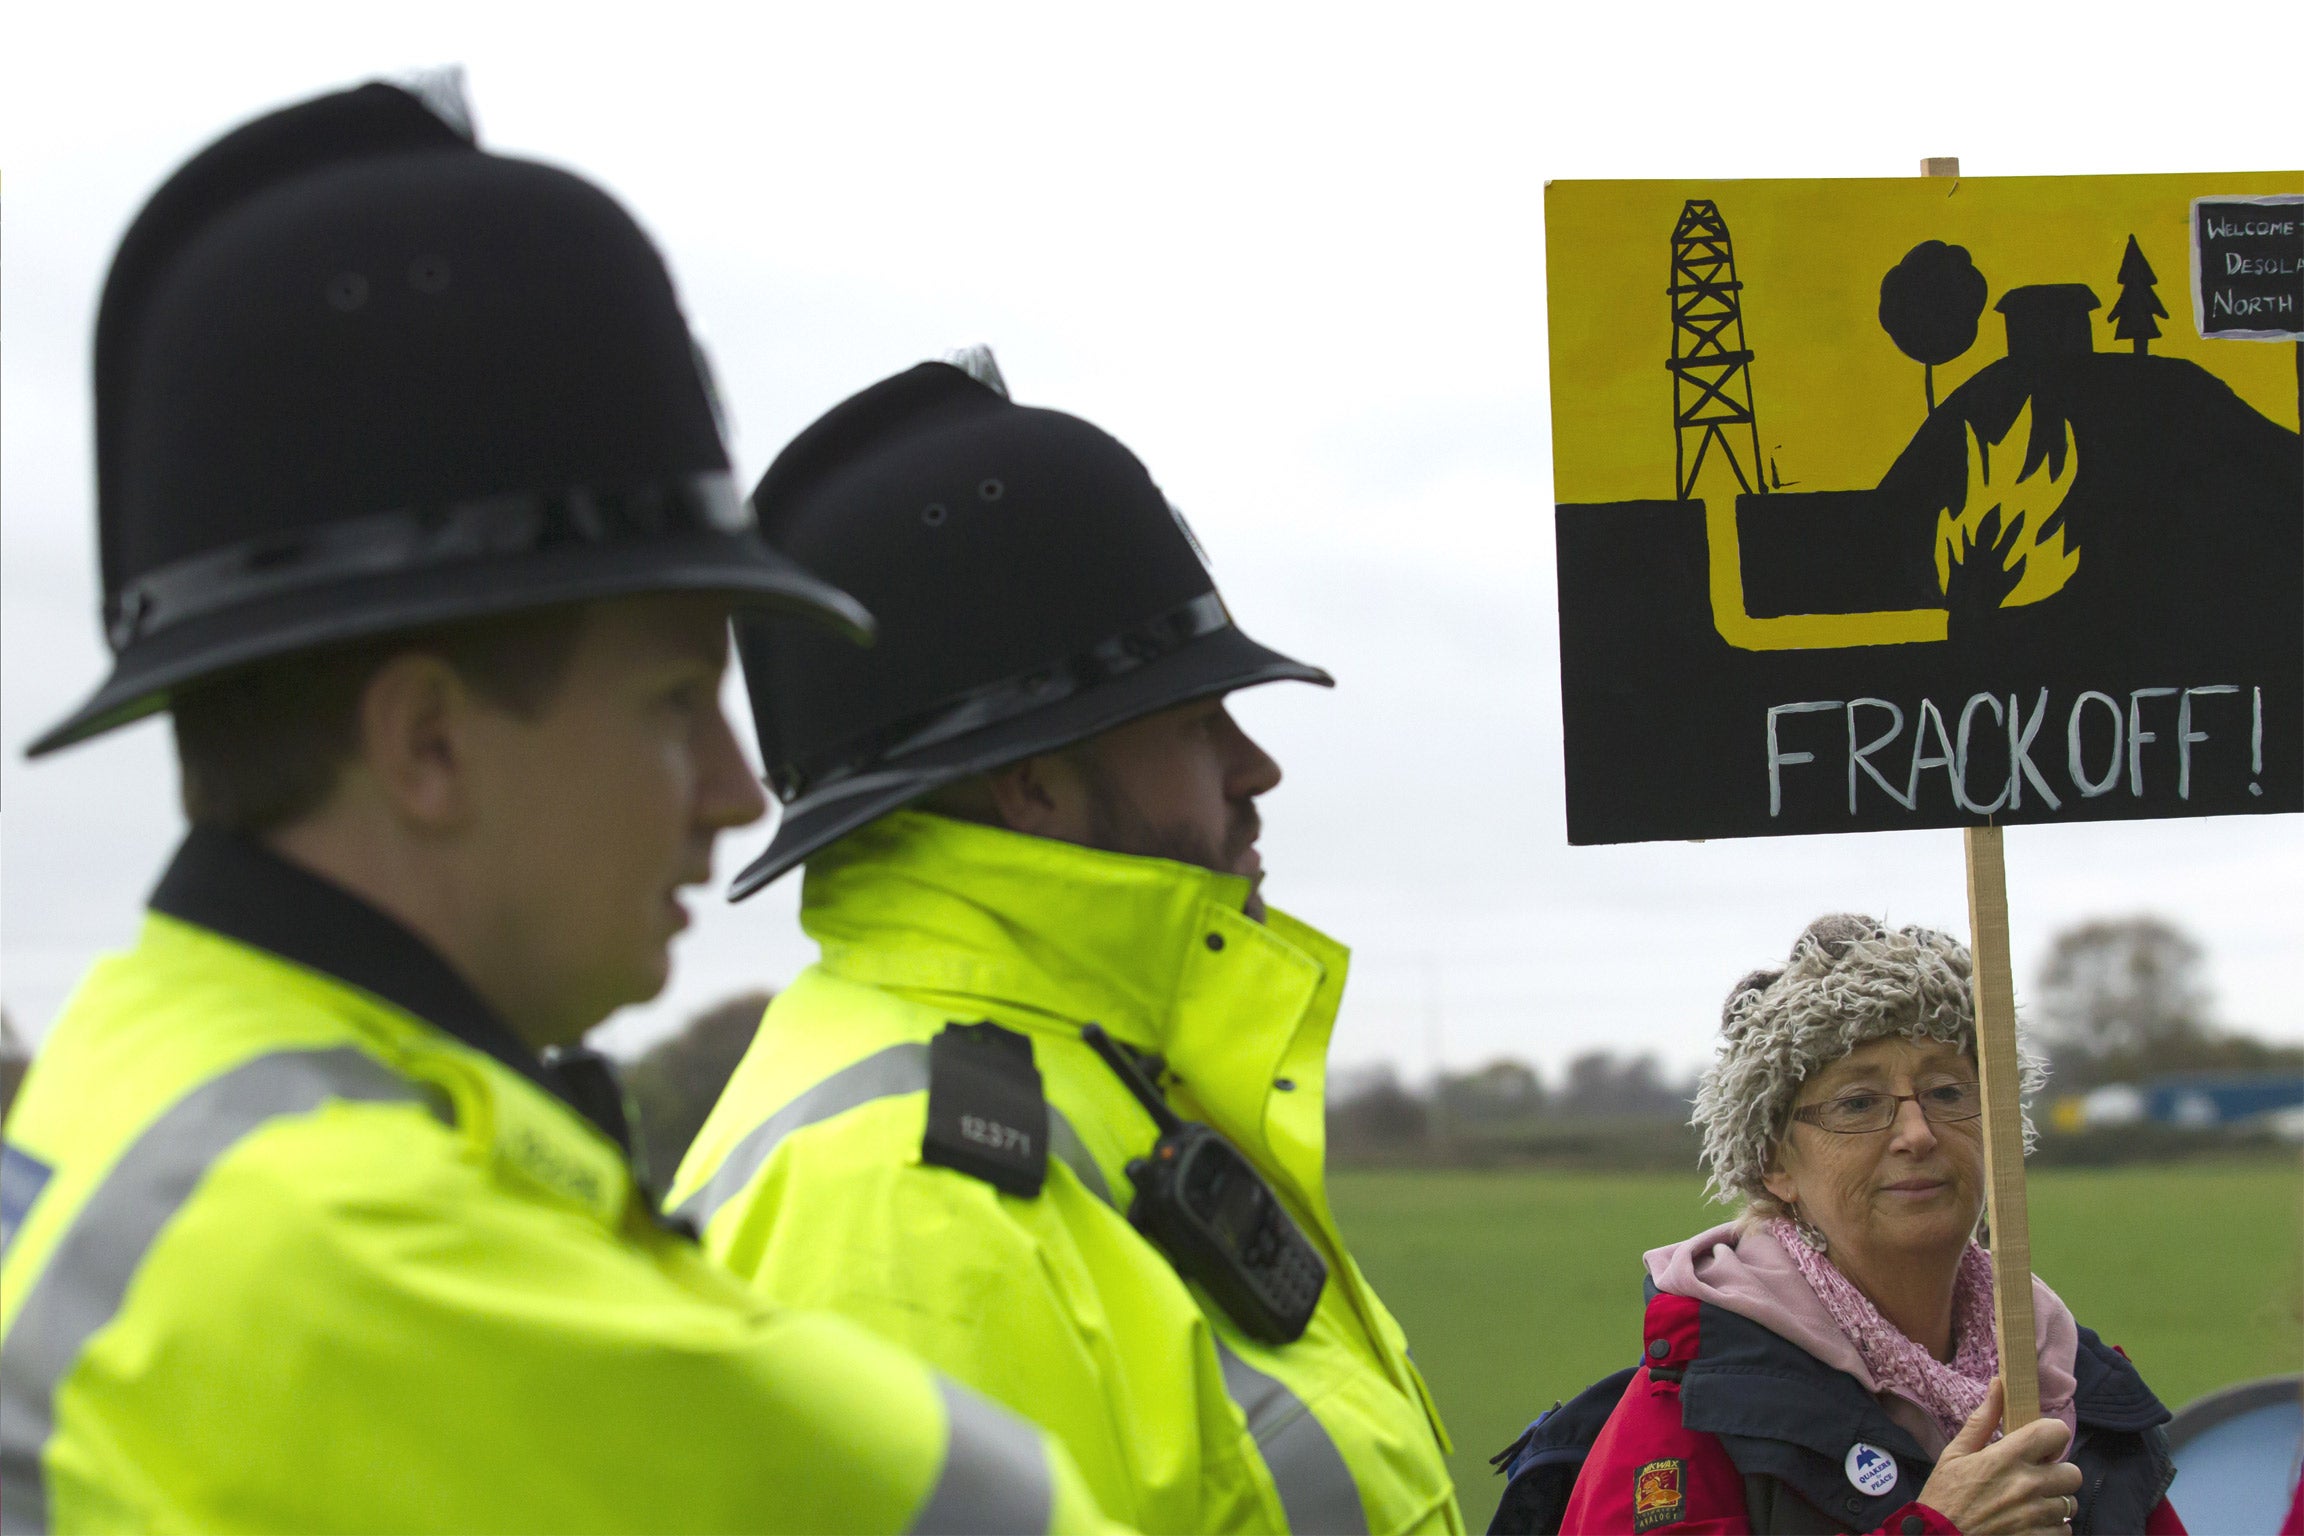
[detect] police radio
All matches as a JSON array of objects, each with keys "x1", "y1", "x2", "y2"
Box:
[{"x1": 1081, "y1": 1024, "x2": 1326, "y2": 1344}]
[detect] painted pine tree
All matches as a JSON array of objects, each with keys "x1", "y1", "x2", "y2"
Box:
[{"x1": 2108, "y1": 234, "x2": 2167, "y2": 355}]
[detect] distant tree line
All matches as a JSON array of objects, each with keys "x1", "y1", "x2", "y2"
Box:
[
  {"x1": 6, "y1": 914, "x2": 2288, "y2": 1172},
  {"x1": 1, "y1": 1012, "x2": 25, "y2": 1124},
  {"x1": 2033, "y1": 916, "x2": 2302, "y2": 1091},
  {"x1": 1327, "y1": 914, "x2": 2300, "y2": 1168},
  {"x1": 1328, "y1": 1052, "x2": 1703, "y2": 1168}
]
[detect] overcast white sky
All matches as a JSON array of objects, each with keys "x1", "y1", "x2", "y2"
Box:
[{"x1": 4, "y1": 4, "x2": 2299, "y2": 1085}]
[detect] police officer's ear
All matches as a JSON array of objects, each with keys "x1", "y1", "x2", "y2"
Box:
[
  {"x1": 351, "y1": 651, "x2": 498, "y2": 833},
  {"x1": 985, "y1": 751, "x2": 1091, "y2": 843}
]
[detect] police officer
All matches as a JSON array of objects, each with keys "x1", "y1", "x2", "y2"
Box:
[
  {"x1": 0, "y1": 83, "x2": 1107, "y2": 1534},
  {"x1": 669, "y1": 357, "x2": 1464, "y2": 1533}
]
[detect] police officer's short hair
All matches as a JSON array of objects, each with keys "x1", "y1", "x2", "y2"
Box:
[{"x1": 172, "y1": 606, "x2": 587, "y2": 835}]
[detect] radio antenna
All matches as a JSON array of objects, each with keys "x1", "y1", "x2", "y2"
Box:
[{"x1": 1081, "y1": 1024, "x2": 1184, "y2": 1134}]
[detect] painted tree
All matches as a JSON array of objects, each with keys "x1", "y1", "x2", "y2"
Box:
[
  {"x1": 1879, "y1": 241, "x2": 1989, "y2": 412},
  {"x1": 2107, "y1": 234, "x2": 2166, "y2": 355}
]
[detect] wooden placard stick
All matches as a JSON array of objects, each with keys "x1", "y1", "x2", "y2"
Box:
[
  {"x1": 1962, "y1": 824, "x2": 2041, "y2": 1426},
  {"x1": 1929, "y1": 145, "x2": 2042, "y2": 1429}
]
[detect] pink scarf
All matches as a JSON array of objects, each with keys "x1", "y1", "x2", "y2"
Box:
[{"x1": 1770, "y1": 1219, "x2": 2002, "y2": 1443}]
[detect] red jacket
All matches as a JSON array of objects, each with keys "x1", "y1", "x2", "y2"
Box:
[{"x1": 1497, "y1": 1292, "x2": 2183, "y2": 1535}]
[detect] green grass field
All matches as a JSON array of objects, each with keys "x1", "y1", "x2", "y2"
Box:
[{"x1": 1329, "y1": 1162, "x2": 2303, "y2": 1529}]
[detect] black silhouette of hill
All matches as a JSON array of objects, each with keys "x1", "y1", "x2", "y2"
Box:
[{"x1": 1874, "y1": 351, "x2": 2300, "y2": 673}]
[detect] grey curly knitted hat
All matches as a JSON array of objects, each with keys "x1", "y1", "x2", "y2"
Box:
[{"x1": 1692, "y1": 914, "x2": 2045, "y2": 1205}]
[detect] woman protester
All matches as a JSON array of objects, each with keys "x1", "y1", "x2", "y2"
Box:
[{"x1": 1491, "y1": 916, "x2": 2182, "y2": 1536}]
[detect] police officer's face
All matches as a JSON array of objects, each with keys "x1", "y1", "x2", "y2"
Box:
[
  {"x1": 456, "y1": 595, "x2": 766, "y2": 1043},
  {"x1": 1001, "y1": 697, "x2": 1283, "y2": 917}
]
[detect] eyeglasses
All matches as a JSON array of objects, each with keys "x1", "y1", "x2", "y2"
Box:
[{"x1": 1790, "y1": 1083, "x2": 1983, "y2": 1135}]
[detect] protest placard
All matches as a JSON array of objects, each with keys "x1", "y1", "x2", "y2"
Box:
[{"x1": 1548, "y1": 171, "x2": 2302, "y2": 846}]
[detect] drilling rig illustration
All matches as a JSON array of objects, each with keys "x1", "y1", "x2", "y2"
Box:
[{"x1": 1668, "y1": 200, "x2": 1768, "y2": 500}]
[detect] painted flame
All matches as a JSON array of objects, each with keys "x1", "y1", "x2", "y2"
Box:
[{"x1": 1933, "y1": 399, "x2": 2080, "y2": 607}]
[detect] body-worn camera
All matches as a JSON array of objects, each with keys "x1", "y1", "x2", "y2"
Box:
[{"x1": 1082, "y1": 1025, "x2": 1326, "y2": 1344}]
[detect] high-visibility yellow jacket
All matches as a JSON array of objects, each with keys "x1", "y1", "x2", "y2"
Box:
[
  {"x1": 669, "y1": 811, "x2": 1463, "y2": 1535},
  {"x1": 0, "y1": 831, "x2": 1110, "y2": 1535}
]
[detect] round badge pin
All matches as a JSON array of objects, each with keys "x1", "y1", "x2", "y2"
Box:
[{"x1": 1845, "y1": 1442, "x2": 1900, "y2": 1497}]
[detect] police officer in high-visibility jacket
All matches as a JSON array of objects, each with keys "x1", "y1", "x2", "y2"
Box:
[
  {"x1": 669, "y1": 357, "x2": 1464, "y2": 1534},
  {"x1": 0, "y1": 83, "x2": 1108, "y2": 1535}
]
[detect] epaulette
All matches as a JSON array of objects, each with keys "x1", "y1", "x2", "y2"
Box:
[{"x1": 920, "y1": 1021, "x2": 1047, "y2": 1197}]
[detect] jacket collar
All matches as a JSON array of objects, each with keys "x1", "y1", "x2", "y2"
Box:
[
  {"x1": 1675, "y1": 1290, "x2": 2169, "y2": 1451},
  {"x1": 149, "y1": 826, "x2": 629, "y2": 1149},
  {"x1": 803, "y1": 809, "x2": 1269, "y2": 1052},
  {"x1": 2068, "y1": 1324, "x2": 2172, "y2": 1433},
  {"x1": 799, "y1": 810, "x2": 1348, "y2": 1196},
  {"x1": 1674, "y1": 1295, "x2": 1934, "y2": 1468}
]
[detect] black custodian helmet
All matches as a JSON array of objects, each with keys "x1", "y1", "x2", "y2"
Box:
[
  {"x1": 28, "y1": 76, "x2": 870, "y2": 757},
  {"x1": 730, "y1": 354, "x2": 1331, "y2": 898}
]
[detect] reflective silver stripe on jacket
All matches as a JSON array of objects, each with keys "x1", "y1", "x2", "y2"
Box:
[
  {"x1": 671, "y1": 1042, "x2": 1112, "y2": 1228},
  {"x1": 1217, "y1": 1341, "x2": 1368, "y2": 1536},
  {"x1": 0, "y1": 1048, "x2": 425, "y2": 1536},
  {"x1": 1045, "y1": 1112, "x2": 1112, "y2": 1206},
  {"x1": 673, "y1": 1043, "x2": 930, "y2": 1228},
  {"x1": 908, "y1": 1377, "x2": 1056, "y2": 1535}
]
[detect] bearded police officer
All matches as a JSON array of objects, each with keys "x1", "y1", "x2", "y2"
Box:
[
  {"x1": 668, "y1": 358, "x2": 1464, "y2": 1534},
  {"x1": 0, "y1": 84, "x2": 1108, "y2": 1534}
]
